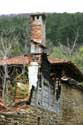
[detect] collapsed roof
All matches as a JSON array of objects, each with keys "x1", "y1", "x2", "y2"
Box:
[
  {"x1": 0, "y1": 55, "x2": 83, "y2": 82},
  {"x1": 49, "y1": 58, "x2": 83, "y2": 82}
]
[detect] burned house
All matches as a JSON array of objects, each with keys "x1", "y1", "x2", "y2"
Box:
[{"x1": 0, "y1": 13, "x2": 83, "y2": 125}]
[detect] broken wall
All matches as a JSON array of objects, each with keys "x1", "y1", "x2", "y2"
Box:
[{"x1": 30, "y1": 54, "x2": 61, "y2": 113}]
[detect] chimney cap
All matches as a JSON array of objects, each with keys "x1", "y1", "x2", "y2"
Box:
[{"x1": 30, "y1": 13, "x2": 46, "y2": 20}]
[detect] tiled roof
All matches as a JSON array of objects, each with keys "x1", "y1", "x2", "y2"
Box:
[
  {"x1": 0, "y1": 55, "x2": 32, "y2": 65},
  {"x1": 0, "y1": 56, "x2": 70, "y2": 65},
  {"x1": 48, "y1": 58, "x2": 70, "y2": 64}
]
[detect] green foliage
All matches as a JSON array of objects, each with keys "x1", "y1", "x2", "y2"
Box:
[
  {"x1": 50, "y1": 47, "x2": 67, "y2": 59},
  {"x1": 46, "y1": 13, "x2": 83, "y2": 46},
  {"x1": 72, "y1": 46, "x2": 83, "y2": 71}
]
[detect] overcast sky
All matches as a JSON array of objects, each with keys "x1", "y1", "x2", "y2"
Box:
[{"x1": 0, "y1": 0, "x2": 83, "y2": 15}]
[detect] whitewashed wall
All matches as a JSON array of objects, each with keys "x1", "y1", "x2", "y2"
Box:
[{"x1": 28, "y1": 62, "x2": 39, "y2": 90}]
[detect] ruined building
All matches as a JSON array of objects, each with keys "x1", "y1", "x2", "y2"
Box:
[{"x1": 0, "y1": 14, "x2": 83, "y2": 125}]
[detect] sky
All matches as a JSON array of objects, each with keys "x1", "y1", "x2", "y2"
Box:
[{"x1": 0, "y1": 0, "x2": 83, "y2": 15}]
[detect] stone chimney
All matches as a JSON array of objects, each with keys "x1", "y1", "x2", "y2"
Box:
[
  {"x1": 28, "y1": 14, "x2": 46, "y2": 90},
  {"x1": 30, "y1": 14, "x2": 46, "y2": 54}
]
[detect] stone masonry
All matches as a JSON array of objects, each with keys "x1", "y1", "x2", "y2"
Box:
[
  {"x1": 0, "y1": 106, "x2": 61, "y2": 125},
  {"x1": 61, "y1": 83, "x2": 83, "y2": 125}
]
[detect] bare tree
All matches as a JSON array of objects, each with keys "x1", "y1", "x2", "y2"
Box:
[
  {"x1": 0, "y1": 33, "x2": 19, "y2": 102},
  {"x1": 0, "y1": 37, "x2": 11, "y2": 100},
  {"x1": 58, "y1": 31, "x2": 79, "y2": 57}
]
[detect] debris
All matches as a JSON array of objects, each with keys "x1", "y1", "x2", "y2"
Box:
[{"x1": 0, "y1": 99, "x2": 7, "y2": 111}]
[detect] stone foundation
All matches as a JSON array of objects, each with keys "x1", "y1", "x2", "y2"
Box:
[{"x1": 0, "y1": 106, "x2": 61, "y2": 125}]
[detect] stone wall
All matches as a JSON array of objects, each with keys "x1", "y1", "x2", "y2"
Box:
[
  {"x1": 61, "y1": 83, "x2": 83, "y2": 125},
  {"x1": 0, "y1": 106, "x2": 61, "y2": 125},
  {"x1": 0, "y1": 83, "x2": 83, "y2": 125}
]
